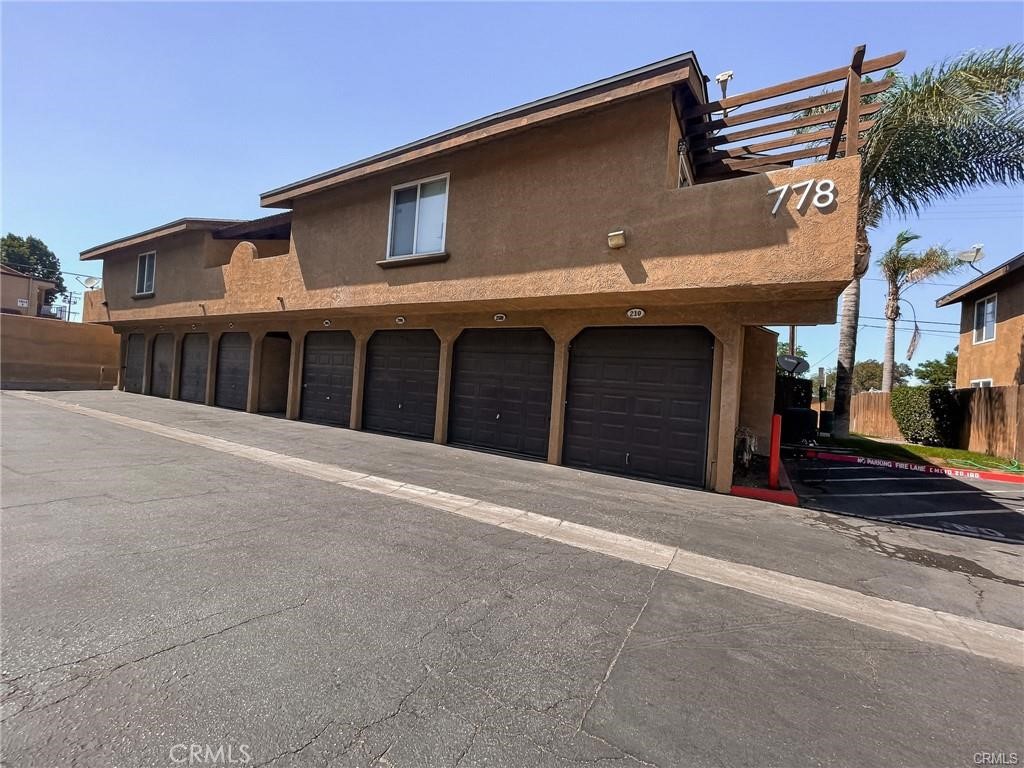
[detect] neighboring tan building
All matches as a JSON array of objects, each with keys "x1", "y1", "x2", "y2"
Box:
[
  {"x1": 80, "y1": 48, "x2": 899, "y2": 492},
  {"x1": 936, "y1": 252, "x2": 1024, "y2": 388},
  {"x1": 1, "y1": 264, "x2": 57, "y2": 317}
]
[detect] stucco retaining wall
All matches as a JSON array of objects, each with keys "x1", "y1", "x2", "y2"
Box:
[{"x1": 1, "y1": 315, "x2": 119, "y2": 390}]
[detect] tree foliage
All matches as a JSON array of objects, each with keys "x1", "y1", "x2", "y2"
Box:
[
  {"x1": 1, "y1": 234, "x2": 66, "y2": 299},
  {"x1": 852, "y1": 359, "x2": 912, "y2": 393},
  {"x1": 915, "y1": 351, "x2": 958, "y2": 387}
]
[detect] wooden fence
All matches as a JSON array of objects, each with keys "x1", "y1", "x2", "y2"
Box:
[{"x1": 813, "y1": 388, "x2": 1023, "y2": 459}]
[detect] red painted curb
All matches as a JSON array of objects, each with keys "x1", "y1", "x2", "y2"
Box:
[
  {"x1": 730, "y1": 485, "x2": 800, "y2": 506},
  {"x1": 805, "y1": 450, "x2": 1024, "y2": 485}
]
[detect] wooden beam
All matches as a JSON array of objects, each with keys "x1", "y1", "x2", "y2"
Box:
[
  {"x1": 699, "y1": 144, "x2": 835, "y2": 174},
  {"x1": 692, "y1": 101, "x2": 883, "y2": 149},
  {"x1": 685, "y1": 50, "x2": 904, "y2": 118},
  {"x1": 827, "y1": 45, "x2": 866, "y2": 159},
  {"x1": 686, "y1": 77, "x2": 893, "y2": 137},
  {"x1": 844, "y1": 45, "x2": 865, "y2": 157},
  {"x1": 695, "y1": 119, "x2": 876, "y2": 165}
]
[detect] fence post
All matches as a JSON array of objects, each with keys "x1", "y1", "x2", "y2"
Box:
[{"x1": 769, "y1": 413, "x2": 782, "y2": 489}]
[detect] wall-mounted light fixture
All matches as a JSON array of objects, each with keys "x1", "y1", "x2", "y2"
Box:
[
  {"x1": 395, "y1": 316, "x2": 406, "y2": 325},
  {"x1": 494, "y1": 313, "x2": 507, "y2": 322},
  {"x1": 277, "y1": 297, "x2": 286, "y2": 310},
  {"x1": 323, "y1": 319, "x2": 332, "y2": 328},
  {"x1": 607, "y1": 230, "x2": 627, "y2": 249},
  {"x1": 191, "y1": 323, "x2": 198, "y2": 330},
  {"x1": 228, "y1": 322, "x2": 234, "y2": 328}
]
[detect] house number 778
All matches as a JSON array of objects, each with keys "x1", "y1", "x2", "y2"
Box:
[{"x1": 767, "y1": 179, "x2": 836, "y2": 216}]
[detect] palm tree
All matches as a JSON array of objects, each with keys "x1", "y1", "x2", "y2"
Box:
[
  {"x1": 831, "y1": 45, "x2": 1024, "y2": 435},
  {"x1": 876, "y1": 231, "x2": 960, "y2": 391}
]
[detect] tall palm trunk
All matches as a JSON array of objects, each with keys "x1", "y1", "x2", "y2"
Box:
[
  {"x1": 832, "y1": 226, "x2": 870, "y2": 437},
  {"x1": 832, "y1": 277, "x2": 861, "y2": 436},
  {"x1": 881, "y1": 290, "x2": 900, "y2": 392}
]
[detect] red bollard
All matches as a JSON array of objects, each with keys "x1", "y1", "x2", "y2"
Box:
[{"x1": 768, "y1": 413, "x2": 782, "y2": 490}]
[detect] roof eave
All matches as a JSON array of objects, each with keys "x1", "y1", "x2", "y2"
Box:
[
  {"x1": 80, "y1": 218, "x2": 242, "y2": 261},
  {"x1": 259, "y1": 52, "x2": 701, "y2": 209},
  {"x1": 935, "y1": 252, "x2": 1024, "y2": 307}
]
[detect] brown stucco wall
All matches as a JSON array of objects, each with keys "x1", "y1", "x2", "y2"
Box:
[
  {"x1": 1, "y1": 315, "x2": 119, "y2": 390},
  {"x1": 738, "y1": 326, "x2": 779, "y2": 453},
  {"x1": 1, "y1": 272, "x2": 55, "y2": 316},
  {"x1": 955, "y1": 270, "x2": 1023, "y2": 387},
  {"x1": 90, "y1": 91, "x2": 860, "y2": 326}
]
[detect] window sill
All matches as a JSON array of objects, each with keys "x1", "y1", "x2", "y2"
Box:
[
  {"x1": 376, "y1": 252, "x2": 449, "y2": 269},
  {"x1": 132, "y1": 292, "x2": 155, "y2": 300},
  {"x1": 972, "y1": 336, "x2": 996, "y2": 346}
]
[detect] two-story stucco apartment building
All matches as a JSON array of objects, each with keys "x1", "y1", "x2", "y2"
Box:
[
  {"x1": 81, "y1": 49, "x2": 897, "y2": 492},
  {"x1": 936, "y1": 252, "x2": 1024, "y2": 388}
]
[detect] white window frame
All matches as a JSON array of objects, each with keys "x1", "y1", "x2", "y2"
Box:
[
  {"x1": 134, "y1": 250, "x2": 155, "y2": 296},
  {"x1": 972, "y1": 293, "x2": 997, "y2": 345},
  {"x1": 970, "y1": 378, "x2": 993, "y2": 388},
  {"x1": 385, "y1": 172, "x2": 450, "y2": 260}
]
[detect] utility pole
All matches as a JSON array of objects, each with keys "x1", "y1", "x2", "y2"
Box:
[{"x1": 789, "y1": 325, "x2": 797, "y2": 356}]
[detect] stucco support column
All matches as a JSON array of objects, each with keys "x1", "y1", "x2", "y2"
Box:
[
  {"x1": 546, "y1": 328, "x2": 577, "y2": 466},
  {"x1": 433, "y1": 328, "x2": 459, "y2": 445},
  {"x1": 246, "y1": 331, "x2": 266, "y2": 414},
  {"x1": 205, "y1": 331, "x2": 222, "y2": 406},
  {"x1": 709, "y1": 325, "x2": 744, "y2": 493},
  {"x1": 140, "y1": 333, "x2": 154, "y2": 395},
  {"x1": 285, "y1": 330, "x2": 305, "y2": 420},
  {"x1": 169, "y1": 332, "x2": 184, "y2": 400},
  {"x1": 117, "y1": 333, "x2": 127, "y2": 391},
  {"x1": 349, "y1": 332, "x2": 370, "y2": 430}
]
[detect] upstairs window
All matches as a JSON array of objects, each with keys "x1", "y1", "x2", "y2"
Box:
[
  {"x1": 135, "y1": 251, "x2": 156, "y2": 295},
  {"x1": 387, "y1": 174, "x2": 449, "y2": 259},
  {"x1": 973, "y1": 294, "x2": 996, "y2": 344},
  {"x1": 970, "y1": 379, "x2": 993, "y2": 388}
]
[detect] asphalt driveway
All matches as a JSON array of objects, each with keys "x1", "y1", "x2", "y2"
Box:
[{"x1": 2, "y1": 391, "x2": 1022, "y2": 767}]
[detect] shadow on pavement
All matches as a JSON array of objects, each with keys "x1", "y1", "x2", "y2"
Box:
[{"x1": 787, "y1": 456, "x2": 1024, "y2": 544}]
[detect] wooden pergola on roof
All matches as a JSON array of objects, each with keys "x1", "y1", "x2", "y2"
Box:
[{"x1": 679, "y1": 45, "x2": 906, "y2": 183}]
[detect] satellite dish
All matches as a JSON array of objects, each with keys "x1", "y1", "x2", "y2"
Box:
[
  {"x1": 76, "y1": 276, "x2": 102, "y2": 290},
  {"x1": 956, "y1": 244, "x2": 984, "y2": 263},
  {"x1": 777, "y1": 354, "x2": 810, "y2": 376}
]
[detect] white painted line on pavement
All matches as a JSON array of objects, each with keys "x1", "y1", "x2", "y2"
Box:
[
  {"x1": 11, "y1": 392, "x2": 1024, "y2": 668},
  {"x1": 885, "y1": 510, "x2": 1019, "y2": 520}
]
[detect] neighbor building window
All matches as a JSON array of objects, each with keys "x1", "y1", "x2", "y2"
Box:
[
  {"x1": 135, "y1": 251, "x2": 156, "y2": 295},
  {"x1": 973, "y1": 294, "x2": 996, "y2": 344},
  {"x1": 387, "y1": 174, "x2": 449, "y2": 259},
  {"x1": 970, "y1": 379, "x2": 993, "y2": 388}
]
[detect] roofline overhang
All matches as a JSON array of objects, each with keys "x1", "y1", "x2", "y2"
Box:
[
  {"x1": 935, "y1": 252, "x2": 1024, "y2": 307},
  {"x1": 80, "y1": 218, "x2": 242, "y2": 261},
  {"x1": 259, "y1": 51, "x2": 706, "y2": 209}
]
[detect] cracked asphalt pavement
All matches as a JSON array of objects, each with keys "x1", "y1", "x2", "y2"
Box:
[{"x1": 2, "y1": 391, "x2": 1023, "y2": 767}]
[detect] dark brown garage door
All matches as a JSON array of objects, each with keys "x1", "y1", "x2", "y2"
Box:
[
  {"x1": 124, "y1": 333, "x2": 145, "y2": 394},
  {"x1": 363, "y1": 330, "x2": 439, "y2": 440},
  {"x1": 149, "y1": 334, "x2": 174, "y2": 398},
  {"x1": 301, "y1": 331, "x2": 355, "y2": 427},
  {"x1": 214, "y1": 332, "x2": 251, "y2": 410},
  {"x1": 449, "y1": 329, "x2": 553, "y2": 459},
  {"x1": 563, "y1": 326, "x2": 713, "y2": 487},
  {"x1": 179, "y1": 333, "x2": 209, "y2": 404}
]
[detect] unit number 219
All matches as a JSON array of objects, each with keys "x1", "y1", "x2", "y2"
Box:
[{"x1": 767, "y1": 179, "x2": 836, "y2": 216}]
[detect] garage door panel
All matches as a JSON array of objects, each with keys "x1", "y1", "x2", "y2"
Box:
[
  {"x1": 301, "y1": 331, "x2": 354, "y2": 427},
  {"x1": 448, "y1": 329, "x2": 553, "y2": 460},
  {"x1": 563, "y1": 327, "x2": 712, "y2": 487},
  {"x1": 123, "y1": 334, "x2": 145, "y2": 394},
  {"x1": 363, "y1": 330, "x2": 439, "y2": 440},
  {"x1": 179, "y1": 333, "x2": 209, "y2": 404},
  {"x1": 214, "y1": 332, "x2": 251, "y2": 411},
  {"x1": 150, "y1": 334, "x2": 174, "y2": 398}
]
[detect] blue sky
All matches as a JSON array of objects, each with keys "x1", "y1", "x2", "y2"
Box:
[{"x1": 2, "y1": 2, "x2": 1022, "y2": 373}]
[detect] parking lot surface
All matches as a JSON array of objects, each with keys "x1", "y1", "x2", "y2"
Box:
[{"x1": 2, "y1": 391, "x2": 1022, "y2": 767}]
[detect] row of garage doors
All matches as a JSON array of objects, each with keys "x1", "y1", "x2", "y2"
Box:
[{"x1": 124, "y1": 327, "x2": 713, "y2": 487}]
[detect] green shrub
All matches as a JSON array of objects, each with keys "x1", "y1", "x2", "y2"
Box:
[{"x1": 890, "y1": 386, "x2": 960, "y2": 446}]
